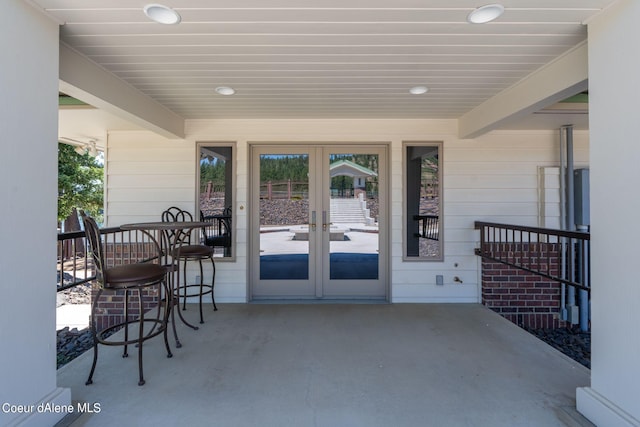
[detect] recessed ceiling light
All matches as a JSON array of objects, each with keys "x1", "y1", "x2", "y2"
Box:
[
  {"x1": 467, "y1": 4, "x2": 504, "y2": 24},
  {"x1": 409, "y1": 86, "x2": 429, "y2": 95},
  {"x1": 215, "y1": 86, "x2": 236, "y2": 96},
  {"x1": 143, "y1": 4, "x2": 181, "y2": 25}
]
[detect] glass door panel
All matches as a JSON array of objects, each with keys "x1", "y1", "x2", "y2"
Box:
[
  {"x1": 251, "y1": 147, "x2": 317, "y2": 299},
  {"x1": 259, "y1": 154, "x2": 310, "y2": 280},
  {"x1": 322, "y1": 148, "x2": 385, "y2": 298},
  {"x1": 327, "y1": 153, "x2": 379, "y2": 280}
]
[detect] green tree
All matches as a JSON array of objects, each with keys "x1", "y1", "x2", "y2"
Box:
[
  {"x1": 58, "y1": 143, "x2": 104, "y2": 225},
  {"x1": 200, "y1": 157, "x2": 227, "y2": 192}
]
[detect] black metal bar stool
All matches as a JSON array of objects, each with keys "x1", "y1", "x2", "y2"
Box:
[
  {"x1": 81, "y1": 213, "x2": 172, "y2": 386},
  {"x1": 162, "y1": 207, "x2": 217, "y2": 325}
]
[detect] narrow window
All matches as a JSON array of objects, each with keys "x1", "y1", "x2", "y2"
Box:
[
  {"x1": 404, "y1": 143, "x2": 442, "y2": 260},
  {"x1": 198, "y1": 143, "x2": 234, "y2": 258}
]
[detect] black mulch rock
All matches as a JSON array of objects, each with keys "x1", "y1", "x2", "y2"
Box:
[
  {"x1": 525, "y1": 326, "x2": 591, "y2": 369},
  {"x1": 57, "y1": 327, "x2": 93, "y2": 369}
]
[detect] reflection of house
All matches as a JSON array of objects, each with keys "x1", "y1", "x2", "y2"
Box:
[
  {"x1": 329, "y1": 159, "x2": 377, "y2": 197},
  {"x1": 5, "y1": 2, "x2": 640, "y2": 427}
]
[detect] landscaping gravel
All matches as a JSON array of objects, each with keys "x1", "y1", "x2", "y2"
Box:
[
  {"x1": 56, "y1": 283, "x2": 93, "y2": 369},
  {"x1": 57, "y1": 327, "x2": 93, "y2": 369},
  {"x1": 525, "y1": 326, "x2": 591, "y2": 369}
]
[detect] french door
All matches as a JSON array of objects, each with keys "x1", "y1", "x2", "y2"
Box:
[{"x1": 250, "y1": 145, "x2": 387, "y2": 300}]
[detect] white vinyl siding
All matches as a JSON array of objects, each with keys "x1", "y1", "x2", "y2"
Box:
[
  {"x1": 394, "y1": 130, "x2": 588, "y2": 303},
  {"x1": 104, "y1": 121, "x2": 588, "y2": 304},
  {"x1": 106, "y1": 131, "x2": 248, "y2": 302},
  {"x1": 105, "y1": 131, "x2": 196, "y2": 226},
  {"x1": 539, "y1": 166, "x2": 562, "y2": 229}
]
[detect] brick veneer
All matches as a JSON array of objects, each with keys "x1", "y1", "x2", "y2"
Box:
[
  {"x1": 91, "y1": 242, "x2": 163, "y2": 332},
  {"x1": 92, "y1": 286, "x2": 161, "y2": 332},
  {"x1": 480, "y1": 243, "x2": 568, "y2": 329}
]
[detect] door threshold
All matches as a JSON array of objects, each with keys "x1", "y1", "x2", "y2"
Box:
[{"x1": 250, "y1": 298, "x2": 389, "y2": 305}]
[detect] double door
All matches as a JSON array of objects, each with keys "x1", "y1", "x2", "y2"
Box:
[{"x1": 250, "y1": 145, "x2": 387, "y2": 300}]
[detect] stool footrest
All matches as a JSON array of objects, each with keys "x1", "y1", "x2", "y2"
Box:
[{"x1": 95, "y1": 318, "x2": 167, "y2": 347}]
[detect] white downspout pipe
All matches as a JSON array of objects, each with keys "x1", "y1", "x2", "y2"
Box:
[
  {"x1": 565, "y1": 125, "x2": 576, "y2": 310},
  {"x1": 559, "y1": 128, "x2": 567, "y2": 321}
]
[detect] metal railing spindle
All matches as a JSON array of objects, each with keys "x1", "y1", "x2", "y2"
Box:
[{"x1": 474, "y1": 221, "x2": 590, "y2": 293}]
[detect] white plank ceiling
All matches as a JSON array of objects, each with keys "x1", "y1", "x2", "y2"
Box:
[{"x1": 34, "y1": 0, "x2": 614, "y2": 120}]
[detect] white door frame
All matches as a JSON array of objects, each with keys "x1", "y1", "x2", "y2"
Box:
[{"x1": 248, "y1": 142, "x2": 389, "y2": 301}]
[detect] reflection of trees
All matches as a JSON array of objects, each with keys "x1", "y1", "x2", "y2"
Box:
[
  {"x1": 200, "y1": 159, "x2": 226, "y2": 193},
  {"x1": 332, "y1": 175, "x2": 351, "y2": 191},
  {"x1": 260, "y1": 155, "x2": 309, "y2": 182},
  {"x1": 422, "y1": 156, "x2": 438, "y2": 173},
  {"x1": 421, "y1": 155, "x2": 439, "y2": 200}
]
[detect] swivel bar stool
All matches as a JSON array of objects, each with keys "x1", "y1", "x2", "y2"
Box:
[
  {"x1": 81, "y1": 212, "x2": 172, "y2": 386},
  {"x1": 161, "y1": 207, "x2": 217, "y2": 325}
]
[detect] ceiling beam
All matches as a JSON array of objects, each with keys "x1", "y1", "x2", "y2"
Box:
[
  {"x1": 458, "y1": 42, "x2": 588, "y2": 139},
  {"x1": 59, "y1": 42, "x2": 184, "y2": 139}
]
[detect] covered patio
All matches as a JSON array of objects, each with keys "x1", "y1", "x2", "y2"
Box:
[
  {"x1": 57, "y1": 304, "x2": 590, "y2": 427},
  {"x1": 5, "y1": 1, "x2": 640, "y2": 426}
]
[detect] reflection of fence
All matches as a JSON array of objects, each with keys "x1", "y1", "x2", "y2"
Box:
[
  {"x1": 260, "y1": 180, "x2": 308, "y2": 200},
  {"x1": 414, "y1": 215, "x2": 439, "y2": 241},
  {"x1": 331, "y1": 188, "x2": 354, "y2": 198},
  {"x1": 202, "y1": 181, "x2": 226, "y2": 199}
]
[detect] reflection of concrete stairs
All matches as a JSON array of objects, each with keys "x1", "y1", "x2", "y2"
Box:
[{"x1": 330, "y1": 198, "x2": 366, "y2": 223}]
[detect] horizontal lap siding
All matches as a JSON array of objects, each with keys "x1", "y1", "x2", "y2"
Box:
[
  {"x1": 106, "y1": 131, "x2": 195, "y2": 226},
  {"x1": 107, "y1": 188, "x2": 192, "y2": 202},
  {"x1": 105, "y1": 123, "x2": 588, "y2": 304},
  {"x1": 108, "y1": 174, "x2": 193, "y2": 188},
  {"x1": 106, "y1": 130, "x2": 248, "y2": 303},
  {"x1": 107, "y1": 161, "x2": 193, "y2": 175},
  {"x1": 392, "y1": 129, "x2": 588, "y2": 303}
]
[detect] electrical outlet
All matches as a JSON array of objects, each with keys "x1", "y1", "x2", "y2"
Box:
[{"x1": 436, "y1": 275, "x2": 444, "y2": 286}]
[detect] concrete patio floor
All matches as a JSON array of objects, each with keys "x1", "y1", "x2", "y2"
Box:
[{"x1": 56, "y1": 303, "x2": 592, "y2": 427}]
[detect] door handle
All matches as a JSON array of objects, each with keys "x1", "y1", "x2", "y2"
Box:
[
  {"x1": 322, "y1": 210, "x2": 329, "y2": 231},
  {"x1": 311, "y1": 211, "x2": 316, "y2": 231}
]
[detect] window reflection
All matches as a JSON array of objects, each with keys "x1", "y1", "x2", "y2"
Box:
[
  {"x1": 199, "y1": 145, "x2": 233, "y2": 258},
  {"x1": 259, "y1": 154, "x2": 310, "y2": 280},
  {"x1": 405, "y1": 143, "x2": 442, "y2": 260}
]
